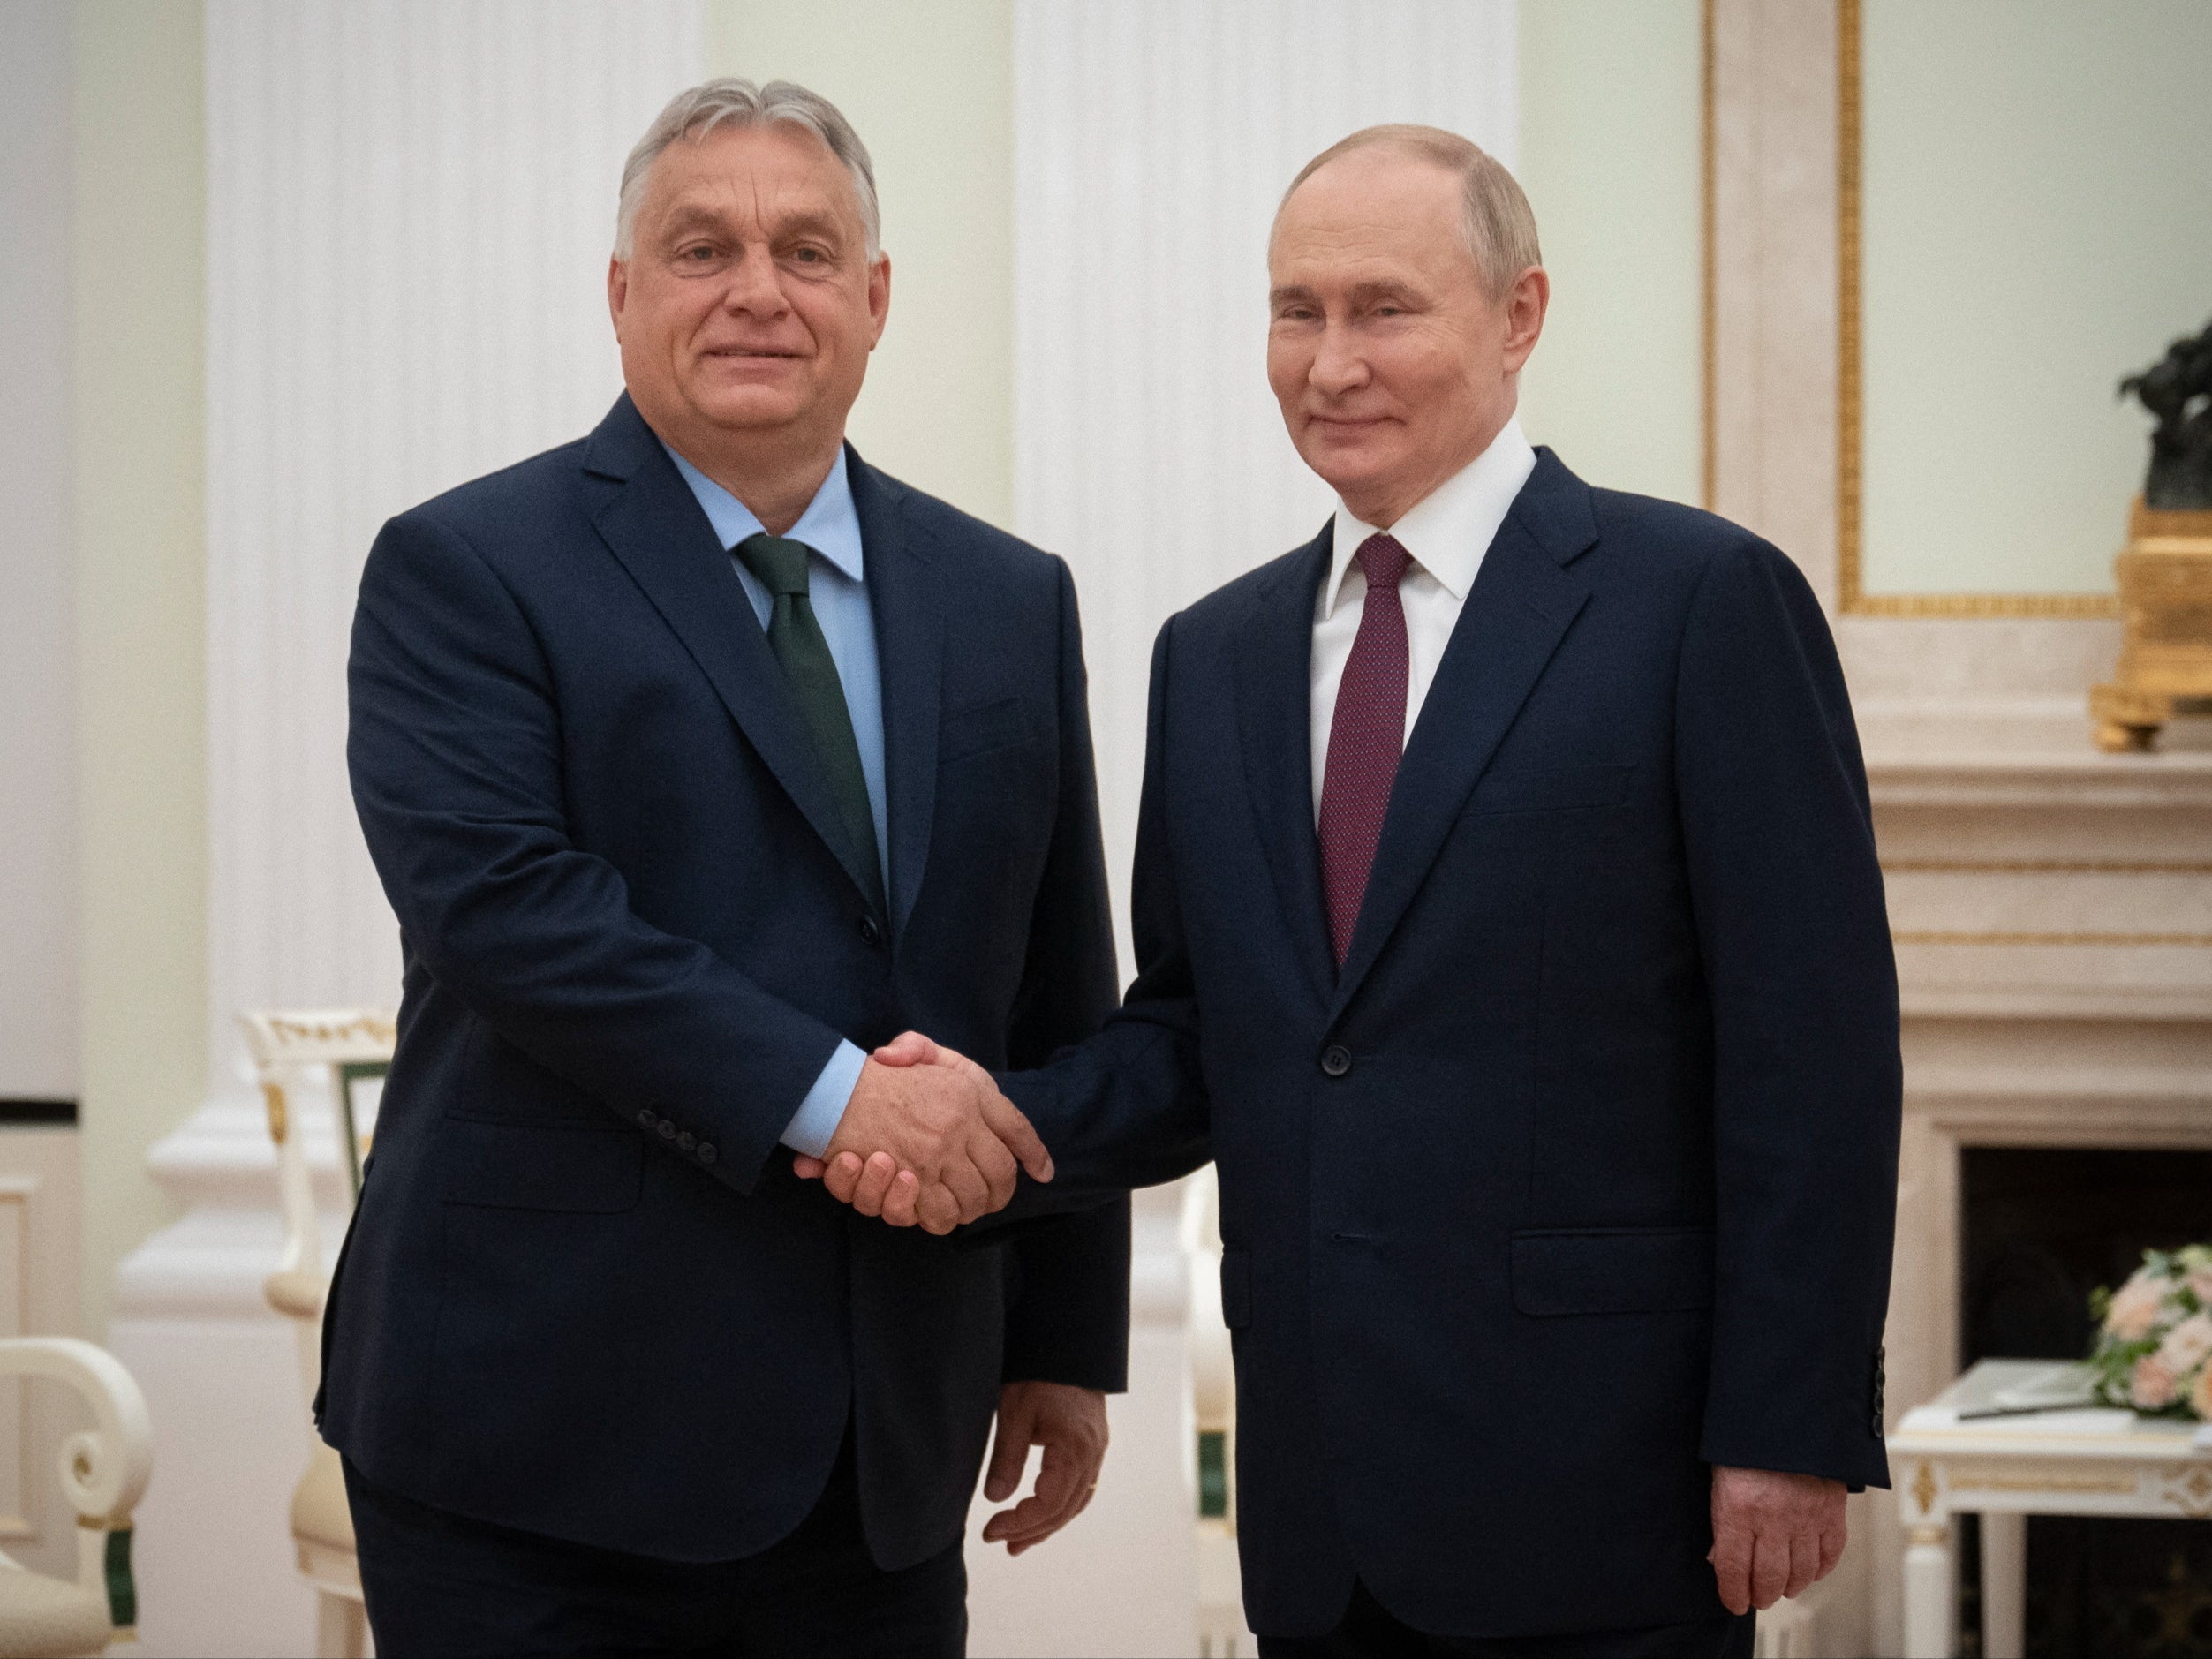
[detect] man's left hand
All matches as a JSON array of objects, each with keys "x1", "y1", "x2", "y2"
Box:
[
  {"x1": 978, "y1": 1382, "x2": 1108, "y2": 1555},
  {"x1": 1708, "y1": 1465, "x2": 1847, "y2": 1614}
]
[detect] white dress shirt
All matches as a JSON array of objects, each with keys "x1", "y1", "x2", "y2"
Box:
[{"x1": 1310, "y1": 419, "x2": 1538, "y2": 822}]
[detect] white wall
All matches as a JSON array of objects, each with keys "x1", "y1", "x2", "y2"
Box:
[{"x1": 0, "y1": 0, "x2": 78, "y2": 1104}]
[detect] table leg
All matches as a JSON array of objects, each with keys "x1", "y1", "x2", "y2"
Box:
[
  {"x1": 1980, "y1": 1511, "x2": 2026, "y2": 1659},
  {"x1": 1904, "y1": 1521, "x2": 1955, "y2": 1658}
]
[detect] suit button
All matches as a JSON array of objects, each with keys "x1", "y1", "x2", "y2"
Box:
[
  {"x1": 677, "y1": 1131, "x2": 695, "y2": 1151},
  {"x1": 857, "y1": 915, "x2": 883, "y2": 946},
  {"x1": 658, "y1": 1120, "x2": 677, "y2": 1140},
  {"x1": 1319, "y1": 1045, "x2": 1353, "y2": 1078},
  {"x1": 637, "y1": 1109, "x2": 657, "y2": 1129},
  {"x1": 697, "y1": 1142, "x2": 717, "y2": 1165}
]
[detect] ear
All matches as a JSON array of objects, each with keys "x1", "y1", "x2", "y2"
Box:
[
  {"x1": 1500, "y1": 265, "x2": 1549, "y2": 373},
  {"x1": 865, "y1": 252, "x2": 892, "y2": 350},
  {"x1": 608, "y1": 254, "x2": 630, "y2": 339}
]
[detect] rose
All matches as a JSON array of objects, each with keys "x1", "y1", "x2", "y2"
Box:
[
  {"x1": 2187, "y1": 1267, "x2": 2212, "y2": 1307},
  {"x1": 2193, "y1": 1364, "x2": 2212, "y2": 1421},
  {"x1": 2107, "y1": 1273, "x2": 2167, "y2": 1342},
  {"x1": 2159, "y1": 1313, "x2": 2212, "y2": 1375},
  {"x1": 2133, "y1": 1354, "x2": 2178, "y2": 1411}
]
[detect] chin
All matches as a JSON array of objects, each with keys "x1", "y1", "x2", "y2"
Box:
[
  {"x1": 1302, "y1": 441, "x2": 1400, "y2": 501},
  {"x1": 686, "y1": 388, "x2": 812, "y2": 432}
]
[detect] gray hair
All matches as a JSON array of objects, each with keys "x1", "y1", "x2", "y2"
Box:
[
  {"x1": 1280, "y1": 124, "x2": 1541, "y2": 297},
  {"x1": 615, "y1": 77, "x2": 880, "y2": 260}
]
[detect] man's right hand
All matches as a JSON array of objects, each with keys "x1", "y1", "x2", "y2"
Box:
[{"x1": 802, "y1": 1044, "x2": 1053, "y2": 1234}]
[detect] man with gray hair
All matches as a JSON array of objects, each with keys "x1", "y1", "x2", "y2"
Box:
[
  {"x1": 324, "y1": 77, "x2": 1131, "y2": 1655},
  {"x1": 820, "y1": 124, "x2": 1901, "y2": 1656}
]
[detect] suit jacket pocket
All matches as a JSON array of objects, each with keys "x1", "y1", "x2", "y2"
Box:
[
  {"x1": 1509, "y1": 1226, "x2": 1714, "y2": 1316},
  {"x1": 1471, "y1": 763, "x2": 1634, "y2": 815},
  {"x1": 940, "y1": 695, "x2": 1031, "y2": 764},
  {"x1": 440, "y1": 1119, "x2": 646, "y2": 1213},
  {"x1": 1219, "y1": 1246, "x2": 1253, "y2": 1330}
]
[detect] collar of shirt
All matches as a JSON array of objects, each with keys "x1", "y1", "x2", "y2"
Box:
[
  {"x1": 1320, "y1": 418, "x2": 1537, "y2": 618},
  {"x1": 661, "y1": 440, "x2": 865, "y2": 582}
]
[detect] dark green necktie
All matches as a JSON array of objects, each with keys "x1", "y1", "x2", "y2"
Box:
[{"x1": 734, "y1": 533, "x2": 885, "y2": 915}]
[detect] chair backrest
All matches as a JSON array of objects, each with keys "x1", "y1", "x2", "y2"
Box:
[
  {"x1": 0, "y1": 1337, "x2": 155, "y2": 1641},
  {"x1": 238, "y1": 1010, "x2": 396, "y2": 1406}
]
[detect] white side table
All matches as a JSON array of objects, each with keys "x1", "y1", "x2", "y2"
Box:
[{"x1": 1889, "y1": 1359, "x2": 2212, "y2": 1658}]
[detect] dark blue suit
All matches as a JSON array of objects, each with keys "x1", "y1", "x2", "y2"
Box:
[
  {"x1": 326, "y1": 394, "x2": 1129, "y2": 1576},
  {"x1": 1005, "y1": 452, "x2": 1901, "y2": 1641}
]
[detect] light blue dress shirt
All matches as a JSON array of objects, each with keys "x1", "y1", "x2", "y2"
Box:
[{"x1": 663, "y1": 442, "x2": 879, "y2": 1158}]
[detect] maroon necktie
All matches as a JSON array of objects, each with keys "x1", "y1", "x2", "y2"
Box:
[{"x1": 1318, "y1": 533, "x2": 1412, "y2": 969}]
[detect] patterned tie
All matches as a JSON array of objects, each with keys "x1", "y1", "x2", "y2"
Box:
[
  {"x1": 733, "y1": 533, "x2": 886, "y2": 916},
  {"x1": 1317, "y1": 533, "x2": 1412, "y2": 969}
]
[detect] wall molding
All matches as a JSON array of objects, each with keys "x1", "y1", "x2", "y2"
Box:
[{"x1": 1828, "y1": 0, "x2": 2116, "y2": 619}]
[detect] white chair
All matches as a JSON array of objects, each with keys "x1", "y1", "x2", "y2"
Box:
[
  {"x1": 239, "y1": 1009, "x2": 395, "y2": 1659},
  {"x1": 1183, "y1": 1172, "x2": 1247, "y2": 1657},
  {"x1": 0, "y1": 1339, "x2": 153, "y2": 1657}
]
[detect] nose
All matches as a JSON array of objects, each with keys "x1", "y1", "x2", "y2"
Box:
[
  {"x1": 1309, "y1": 323, "x2": 1369, "y2": 396},
  {"x1": 719, "y1": 247, "x2": 789, "y2": 320}
]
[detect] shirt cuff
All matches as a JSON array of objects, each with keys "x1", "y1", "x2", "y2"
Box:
[{"x1": 781, "y1": 1038, "x2": 866, "y2": 1158}]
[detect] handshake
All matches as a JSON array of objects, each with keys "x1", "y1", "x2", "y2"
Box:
[{"x1": 793, "y1": 1033, "x2": 1050, "y2": 1233}]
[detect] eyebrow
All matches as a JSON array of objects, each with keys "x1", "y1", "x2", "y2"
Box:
[
  {"x1": 1269, "y1": 280, "x2": 1423, "y2": 308},
  {"x1": 766, "y1": 210, "x2": 848, "y2": 245},
  {"x1": 656, "y1": 201, "x2": 850, "y2": 246}
]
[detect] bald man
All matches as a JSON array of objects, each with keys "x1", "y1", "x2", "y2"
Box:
[{"x1": 815, "y1": 126, "x2": 1901, "y2": 1658}]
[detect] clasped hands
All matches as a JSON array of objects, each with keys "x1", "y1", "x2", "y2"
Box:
[
  {"x1": 793, "y1": 1032, "x2": 1042, "y2": 1233},
  {"x1": 800, "y1": 1044, "x2": 1850, "y2": 1609}
]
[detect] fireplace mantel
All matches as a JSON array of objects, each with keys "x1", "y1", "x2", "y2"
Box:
[{"x1": 1853, "y1": 726, "x2": 2212, "y2": 1648}]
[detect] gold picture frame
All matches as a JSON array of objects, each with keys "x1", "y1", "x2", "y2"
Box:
[{"x1": 1827, "y1": 0, "x2": 2117, "y2": 618}]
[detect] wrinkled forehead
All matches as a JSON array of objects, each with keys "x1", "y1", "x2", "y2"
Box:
[
  {"x1": 1270, "y1": 147, "x2": 1468, "y2": 268},
  {"x1": 643, "y1": 120, "x2": 864, "y2": 237}
]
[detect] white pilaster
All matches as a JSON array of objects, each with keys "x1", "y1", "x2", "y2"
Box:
[
  {"x1": 202, "y1": 0, "x2": 702, "y2": 1102},
  {"x1": 1013, "y1": 0, "x2": 1520, "y2": 948}
]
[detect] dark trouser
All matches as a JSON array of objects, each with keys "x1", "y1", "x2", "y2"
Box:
[
  {"x1": 1258, "y1": 1580, "x2": 1755, "y2": 1659},
  {"x1": 344, "y1": 1429, "x2": 966, "y2": 1659}
]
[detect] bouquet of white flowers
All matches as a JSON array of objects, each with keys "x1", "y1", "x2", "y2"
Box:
[{"x1": 2087, "y1": 1245, "x2": 2212, "y2": 1419}]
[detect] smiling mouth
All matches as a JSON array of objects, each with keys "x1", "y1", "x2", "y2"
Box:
[{"x1": 704, "y1": 346, "x2": 804, "y2": 360}]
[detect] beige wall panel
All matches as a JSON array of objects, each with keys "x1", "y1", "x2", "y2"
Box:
[
  {"x1": 706, "y1": 0, "x2": 1015, "y2": 527},
  {"x1": 1861, "y1": 0, "x2": 2212, "y2": 597},
  {"x1": 0, "y1": 0, "x2": 78, "y2": 1103},
  {"x1": 1516, "y1": 0, "x2": 1702, "y2": 507},
  {"x1": 72, "y1": 0, "x2": 206, "y2": 1334}
]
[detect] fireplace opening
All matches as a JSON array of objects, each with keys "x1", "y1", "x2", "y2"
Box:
[{"x1": 1958, "y1": 1145, "x2": 2212, "y2": 1658}]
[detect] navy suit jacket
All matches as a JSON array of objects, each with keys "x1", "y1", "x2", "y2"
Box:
[
  {"x1": 1004, "y1": 452, "x2": 1902, "y2": 1638},
  {"x1": 324, "y1": 394, "x2": 1129, "y2": 1568}
]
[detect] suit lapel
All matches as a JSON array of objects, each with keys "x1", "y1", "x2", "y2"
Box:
[
  {"x1": 582, "y1": 396, "x2": 880, "y2": 909},
  {"x1": 1328, "y1": 452, "x2": 1598, "y2": 1019},
  {"x1": 1234, "y1": 528, "x2": 1337, "y2": 1006},
  {"x1": 849, "y1": 449, "x2": 942, "y2": 945}
]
